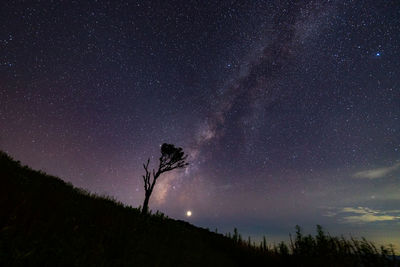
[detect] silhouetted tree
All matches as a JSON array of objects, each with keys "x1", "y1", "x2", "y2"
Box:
[{"x1": 141, "y1": 143, "x2": 188, "y2": 214}]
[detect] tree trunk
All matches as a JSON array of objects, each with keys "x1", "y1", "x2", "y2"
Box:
[{"x1": 142, "y1": 192, "x2": 150, "y2": 214}]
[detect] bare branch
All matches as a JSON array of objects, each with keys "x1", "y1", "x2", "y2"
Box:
[{"x1": 142, "y1": 158, "x2": 152, "y2": 191}]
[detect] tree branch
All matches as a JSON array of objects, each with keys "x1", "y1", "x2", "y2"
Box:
[{"x1": 141, "y1": 144, "x2": 189, "y2": 214}]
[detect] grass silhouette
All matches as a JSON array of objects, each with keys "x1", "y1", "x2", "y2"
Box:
[{"x1": 0, "y1": 151, "x2": 397, "y2": 266}]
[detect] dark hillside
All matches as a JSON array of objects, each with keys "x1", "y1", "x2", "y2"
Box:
[
  {"x1": 0, "y1": 151, "x2": 266, "y2": 266},
  {"x1": 0, "y1": 151, "x2": 397, "y2": 266}
]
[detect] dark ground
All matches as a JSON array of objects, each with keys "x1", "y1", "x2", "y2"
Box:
[{"x1": 0, "y1": 151, "x2": 397, "y2": 266}]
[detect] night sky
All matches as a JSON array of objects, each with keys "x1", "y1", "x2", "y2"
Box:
[{"x1": 1, "y1": 1, "x2": 400, "y2": 247}]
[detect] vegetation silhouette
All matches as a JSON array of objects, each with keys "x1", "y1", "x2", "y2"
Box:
[
  {"x1": 0, "y1": 151, "x2": 397, "y2": 266},
  {"x1": 141, "y1": 143, "x2": 188, "y2": 215}
]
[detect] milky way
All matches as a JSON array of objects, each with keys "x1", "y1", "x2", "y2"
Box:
[
  {"x1": 1, "y1": 1, "x2": 399, "y2": 247},
  {"x1": 166, "y1": 1, "x2": 336, "y2": 208},
  {"x1": 192, "y1": 2, "x2": 332, "y2": 155}
]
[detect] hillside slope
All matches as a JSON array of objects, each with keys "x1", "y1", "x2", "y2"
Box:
[
  {"x1": 0, "y1": 151, "x2": 267, "y2": 266},
  {"x1": 1, "y1": 151, "x2": 397, "y2": 266}
]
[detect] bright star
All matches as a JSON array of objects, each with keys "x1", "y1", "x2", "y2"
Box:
[
  {"x1": 186, "y1": 210, "x2": 192, "y2": 217},
  {"x1": 376, "y1": 52, "x2": 381, "y2": 57}
]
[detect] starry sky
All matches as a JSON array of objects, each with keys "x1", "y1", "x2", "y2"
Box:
[{"x1": 1, "y1": 1, "x2": 400, "y2": 247}]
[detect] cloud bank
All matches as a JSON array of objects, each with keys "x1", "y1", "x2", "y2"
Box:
[
  {"x1": 354, "y1": 162, "x2": 400, "y2": 179},
  {"x1": 325, "y1": 206, "x2": 400, "y2": 224}
]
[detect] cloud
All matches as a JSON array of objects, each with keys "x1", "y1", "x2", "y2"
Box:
[
  {"x1": 323, "y1": 211, "x2": 337, "y2": 217},
  {"x1": 343, "y1": 214, "x2": 400, "y2": 224},
  {"x1": 353, "y1": 162, "x2": 400, "y2": 179},
  {"x1": 325, "y1": 206, "x2": 400, "y2": 224}
]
